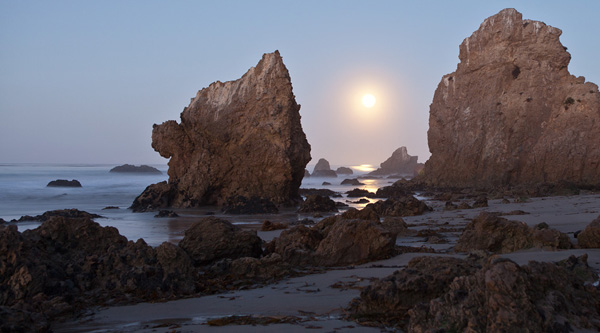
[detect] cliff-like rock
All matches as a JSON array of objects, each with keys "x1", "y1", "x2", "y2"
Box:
[
  {"x1": 370, "y1": 147, "x2": 419, "y2": 176},
  {"x1": 424, "y1": 8, "x2": 600, "y2": 187},
  {"x1": 132, "y1": 51, "x2": 311, "y2": 210},
  {"x1": 311, "y1": 158, "x2": 337, "y2": 177}
]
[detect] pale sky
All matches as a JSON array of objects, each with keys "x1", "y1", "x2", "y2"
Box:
[{"x1": 1, "y1": 1, "x2": 599, "y2": 167}]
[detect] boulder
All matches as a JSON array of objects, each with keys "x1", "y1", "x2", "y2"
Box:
[
  {"x1": 221, "y1": 196, "x2": 278, "y2": 214},
  {"x1": 424, "y1": 9, "x2": 600, "y2": 187},
  {"x1": 408, "y1": 257, "x2": 600, "y2": 332},
  {"x1": 369, "y1": 147, "x2": 419, "y2": 176},
  {"x1": 381, "y1": 217, "x2": 410, "y2": 236},
  {"x1": 46, "y1": 179, "x2": 81, "y2": 187},
  {"x1": 341, "y1": 178, "x2": 364, "y2": 186},
  {"x1": 455, "y1": 212, "x2": 571, "y2": 253},
  {"x1": 260, "y1": 220, "x2": 287, "y2": 231},
  {"x1": 133, "y1": 51, "x2": 311, "y2": 209},
  {"x1": 346, "y1": 188, "x2": 375, "y2": 198},
  {"x1": 154, "y1": 210, "x2": 179, "y2": 218},
  {"x1": 130, "y1": 181, "x2": 176, "y2": 212},
  {"x1": 367, "y1": 196, "x2": 431, "y2": 217},
  {"x1": 336, "y1": 167, "x2": 353, "y2": 175},
  {"x1": 311, "y1": 158, "x2": 337, "y2": 177},
  {"x1": 14, "y1": 209, "x2": 102, "y2": 222},
  {"x1": 298, "y1": 195, "x2": 338, "y2": 213},
  {"x1": 109, "y1": 164, "x2": 162, "y2": 174},
  {"x1": 341, "y1": 207, "x2": 380, "y2": 222},
  {"x1": 178, "y1": 217, "x2": 262, "y2": 266},
  {"x1": 577, "y1": 215, "x2": 600, "y2": 248},
  {"x1": 265, "y1": 225, "x2": 323, "y2": 266}
]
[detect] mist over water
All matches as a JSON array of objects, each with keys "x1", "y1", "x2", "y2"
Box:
[{"x1": 0, "y1": 164, "x2": 394, "y2": 246}]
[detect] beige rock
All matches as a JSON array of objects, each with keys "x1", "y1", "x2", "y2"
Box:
[
  {"x1": 578, "y1": 215, "x2": 600, "y2": 248},
  {"x1": 425, "y1": 8, "x2": 600, "y2": 187}
]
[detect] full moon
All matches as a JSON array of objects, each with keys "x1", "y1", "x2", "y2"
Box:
[{"x1": 362, "y1": 94, "x2": 376, "y2": 108}]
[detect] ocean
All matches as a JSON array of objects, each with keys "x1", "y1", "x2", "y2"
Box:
[{"x1": 0, "y1": 163, "x2": 394, "y2": 246}]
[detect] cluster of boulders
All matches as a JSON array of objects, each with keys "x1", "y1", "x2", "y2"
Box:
[{"x1": 350, "y1": 254, "x2": 600, "y2": 331}]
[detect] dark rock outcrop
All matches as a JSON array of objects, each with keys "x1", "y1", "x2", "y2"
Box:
[
  {"x1": 133, "y1": 51, "x2": 311, "y2": 209},
  {"x1": 341, "y1": 178, "x2": 364, "y2": 186},
  {"x1": 13, "y1": 209, "x2": 102, "y2": 222},
  {"x1": 154, "y1": 210, "x2": 179, "y2": 218},
  {"x1": 298, "y1": 195, "x2": 338, "y2": 213},
  {"x1": 130, "y1": 181, "x2": 176, "y2": 212},
  {"x1": 336, "y1": 167, "x2": 353, "y2": 175},
  {"x1": 311, "y1": 158, "x2": 337, "y2": 177},
  {"x1": 455, "y1": 212, "x2": 572, "y2": 253},
  {"x1": 110, "y1": 164, "x2": 162, "y2": 174},
  {"x1": 369, "y1": 147, "x2": 419, "y2": 176},
  {"x1": 424, "y1": 9, "x2": 600, "y2": 187},
  {"x1": 346, "y1": 188, "x2": 375, "y2": 198},
  {"x1": 366, "y1": 196, "x2": 431, "y2": 217},
  {"x1": 221, "y1": 196, "x2": 278, "y2": 214},
  {"x1": 46, "y1": 179, "x2": 81, "y2": 187},
  {"x1": 578, "y1": 215, "x2": 600, "y2": 248},
  {"x1": 178, "y1": 217, "x2": 262, "y2": 266},
  {"x1": 260, "y1": 220, "x2": 287, "y2": 231}
]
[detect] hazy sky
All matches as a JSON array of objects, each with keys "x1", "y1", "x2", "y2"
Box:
[{"x1": 1, "y1": 1, "x2": 599, "y2": 167}]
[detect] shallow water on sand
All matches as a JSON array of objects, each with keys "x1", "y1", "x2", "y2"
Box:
[{"x1": 0, "y1": 164, "x2": 399, "y2": 246}]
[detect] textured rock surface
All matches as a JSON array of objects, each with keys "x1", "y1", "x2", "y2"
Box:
[
  {"x1": 578, "y1": 215, "x2": 600, "y2": 248},
  {"x1": 178, "y1": 217, "x2": 263, "y2": 266},
  {"x1": 369, "y1": 147, "x2": 419, "y2": 176},
  {"x1": 455, "y1": 212, "x2": 572, "y2": 253},
  {"x1": 311, "y1": 158, "x2": 337, "y2": 177},
  {"x1": 297, "y1": 195, "x2": 338, "y2": 213},
  {"x1": 134, "y1": 51, "x2": 311, "y2": 209},
  {"x1": 425, "y1": 8, "x2": 600, "y2": 187},
  {"x1": 366, "y1": 196, "x2": 431, "y2": 217}
]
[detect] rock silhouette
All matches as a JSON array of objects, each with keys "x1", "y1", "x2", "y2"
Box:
[{"x1": 369, "y1": 147, "x2": 420, "y2": 176}]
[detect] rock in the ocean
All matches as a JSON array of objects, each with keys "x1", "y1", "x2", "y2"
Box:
[
  {"x1": 46, "y1": 179, "x2": 82, "y2": 187},
  {"x1": 311, "y1": 158, "x2": 337, "y2": 177},
  {"x1": 110, "y1": 164, "x2": 162, "y2": 174},
  {"x1": 578, "y1": 215, "x2": 600, "y2": 248},
  {"x1": 14, "y1": 209, "x2": 102, "y2": 222},
  {"x1": 221, "y1": 196, "x2": 279, "y2": 214},
  {"x1": 133, "y1": 51, "x2": 311, "y2": 209},
  {"x1": 298, "y1": 195, "x2": 338, "y2": 213},
  {"x1": 154, "y1": 210, "x2": 179, "y2": 218},
  {"x1": 336, "y1": 167, "x2": 353, "y2": 175},
  {"x1": 455, "y1": 212, "x2": 572, "y2": 253},
  {"x1": 366, "y1": 196, "x2": 431, "y2": 217},
  {"x1": 369, "y1": 147, "x2": 420, "y2": 176},
  {"x1": 341, "y1": 178, "x2": 364, "y2": 186},
  {"x1": 178, "y1": 217, "x2": 262, "y2": 266},
  {"x1": 425, "y1": 8, "x2": 600, "y2": 187}
]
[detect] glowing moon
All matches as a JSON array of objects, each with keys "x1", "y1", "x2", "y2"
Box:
[{"x1": 362, "y1": 94, "x2": 376, "y2": 108}]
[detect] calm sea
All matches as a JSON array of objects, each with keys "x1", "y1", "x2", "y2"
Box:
[{"x1": 0, "y1": 164, "x2": 394, "y2": 246}]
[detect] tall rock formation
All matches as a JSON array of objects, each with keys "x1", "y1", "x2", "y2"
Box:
[
  {"x1": 369, "y1": 147, "x2": 420, "y2": 176},
  {"x1": 424, "y1": 8, "x2": 600, "y2": 187},
  {"x1": 132, "y1": 51, "x2": 311, "y2": 210},
  {"x1": 311, "y1": 158, "x2": 337, "y2": 177}
]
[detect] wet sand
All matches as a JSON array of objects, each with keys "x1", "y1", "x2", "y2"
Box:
[{"x1": 54, "y1": 193, "x2": 600, "y2": 332}]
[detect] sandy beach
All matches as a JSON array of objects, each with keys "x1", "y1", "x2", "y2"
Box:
[{"x1": 54, "y1": 193, "x2": 600, "y2": 332}]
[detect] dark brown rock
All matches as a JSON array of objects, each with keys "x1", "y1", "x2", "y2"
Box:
[
  {"x1": 130, "y1": 181, "x2": 176, "y2": 212},
  {"x1": 178, "y1": 217, "x2": 262, "y2": 266},
  {"x1": 346, "y1": 188, "x2": 375, "y2": 198},
  {"x1": 265, "y1": 225, "x2": 323, "y2": 266},
  {"x1": 341, "y1": 178, "x2": 364, "y2": 186},
  {"x1": 425, "y1": 9, "x2": 600, "y2": 188},
  {"x1": 154, "y1": 210, "x2": 179, "y2": 218},
  {"x1": 299, "y1": 188, "x2": 339, "y2": 197},
  {"x1": 110, "y1": 164, "x2": 162, "y2": 174},
  {"x1": 14, "y1": 209, "x2": 102, "y2": 222},
  {"x1": 298, "y1": 195, "x2": 338, "y2": 213},
  {"x1": 134, "y1": 51, "x2": 311, "y2": 209},
  {"x1": 260, "y1": 220, "x2": 287, "y2": 231},
  {"x1": 221, "y1": 196, "x2": 278, "y2": 214},
  {"x1": 366, "y1": 196, "x2": 430, "y2": 217},
  {"x1": 381, "y1": 217, "x2": 410, "y2": 236},
  {"x1": 341, "y1": 207, "x2": 380, "y2": 222},
  {"x1": 369, "y1": 147, "x2": 419, "y2": 176},
  {"x1": 455, "y1": 212, "x2": 572, "y2": 253},
  {"x1": 46, "y1": 179, "x2": 81, "y2": 187},
  {"x1": 578, "y1": 215, "x2": 600, "y2": 248}
]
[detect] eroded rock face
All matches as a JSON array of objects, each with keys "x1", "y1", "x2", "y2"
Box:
[
  {"x1": 369, "y1": 147, "x2": 419, "y2": 176},
  {"x1": 578, "y1": 215, "x2": 600, "y2": 248},
  {"x1": 134, "y1": 51, "x2": 311, "y2": 209},
  {"x1": 425, "y1": 8, "x2": 600, "y2": 187},
  {"x1": 455, "y1": 212, "x2": 572, "y2": 253}
]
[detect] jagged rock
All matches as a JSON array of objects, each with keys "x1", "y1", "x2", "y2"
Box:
[
  {"x1": 109, "y1": 164, "x2": 162, "y2": 174},
  {"x1": 311, "y1": 158, "x2": 337, "y2": 177},
  {"x1": 346, "y1": 188, "x2": 375, "y2": 198},
  {"x1": 298, "y1": 195, "x2": 338, "y2": 213},
  {"x1": 46, "y1": 179, "x2": 81, "y2": 187},
  {"x1": 369, "y1": 147, "x2": 419, "y2": 176},
  {"x1": 265, "y1": 225, "x2": 323, "y2": 266},
  {"x1": 14, "y1": 209, "x2": 102, "y2": 222},
  {"x1": 260, "y1": 220, "x2": 287, "y2": 231},
  {"x1": 154, "y1": 210, "x2": 179, "y2": 218},
  {"x1": 373, "y1": 183, "x2": 413, "y2": 198},
  {"x1": 350, "y1": 256, "x2": 480, "y2": 327},
  {"x1": 408, "y1": 256, "x2": 600, "y2": 332},
  {"x1": 578, "y1": 215, "x2": 600, "y2": 248},
  {"x1": 381, "y1": 217, "x2": 410, "y2": 236},
  {"x1": 341, "y1": 207, "x2": 380, "y2": 222},
  {"x1": 366, "y1": 197, "x2": 431, "y2": 217},
  {"x1": 341, "y1": 178, "x2": 364, "y2": 186},
  {"x1": 134, "y1": 51, "x2": 310, "y2": 209},
  {"x1": 455, "y1": 212, "x2": 572, "y2": 253},
  {"x1": 207, "y1": 253, "x2": 292, "y2": 283},
  {"x1": 130, "y1": 181, "x2": 176, "y2": 212},
  {"x1": 425, "y1": 9, "x2": 600, "y2": 187},
  {"x1": 336, "y1": 167, "x2": 353, "y2": 175},
  {"x1": 179, "y1": 217, "x2": 262, "y2": 266},
  {"x1": 221, "y1": 196, "x2": 278, "y2": 214}
]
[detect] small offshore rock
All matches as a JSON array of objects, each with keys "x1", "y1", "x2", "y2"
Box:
[
  {"x1": 47, "y1": 179, "x2": 82, "y2": 187},
  {"x1": 221, "y1": 196, "x2": 278, "y2": 214},
  {"x1": 312, "y1": 158, "x2": 337, "y2": 178},
  {"x1": 341, "y1": 178, "x2": 364, "y2": 186},
  {"x1": 261, "y1": 220, "x2": 287, "y2": 231},
  {"x1": 298, "y1": 195, "x2": 338, "y2": 213},
  {"x1": 110, "y1": 164, "x2": 162, "y2": 174},
  {"x1": 336, "y1": 167, "x2": 353, "y2": 175}
]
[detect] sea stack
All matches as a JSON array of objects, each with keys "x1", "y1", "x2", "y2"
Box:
[
  {"x1": 132, "y1": 51, "x2": 311, "y2": 211},
  {"x1": 424, "y1": 8, "x2": 600, "y2": 187},
  {"x1": 369, "y1": 146, "x2": 420, "y2": 176}
]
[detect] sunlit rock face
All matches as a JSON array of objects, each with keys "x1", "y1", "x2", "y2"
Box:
[
  {"x1": 138, "y1": 51, "x2": 311, "y2": 208},
  {"x1": 425, "y1": 8, "x2": 600, "y2": 187}
]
